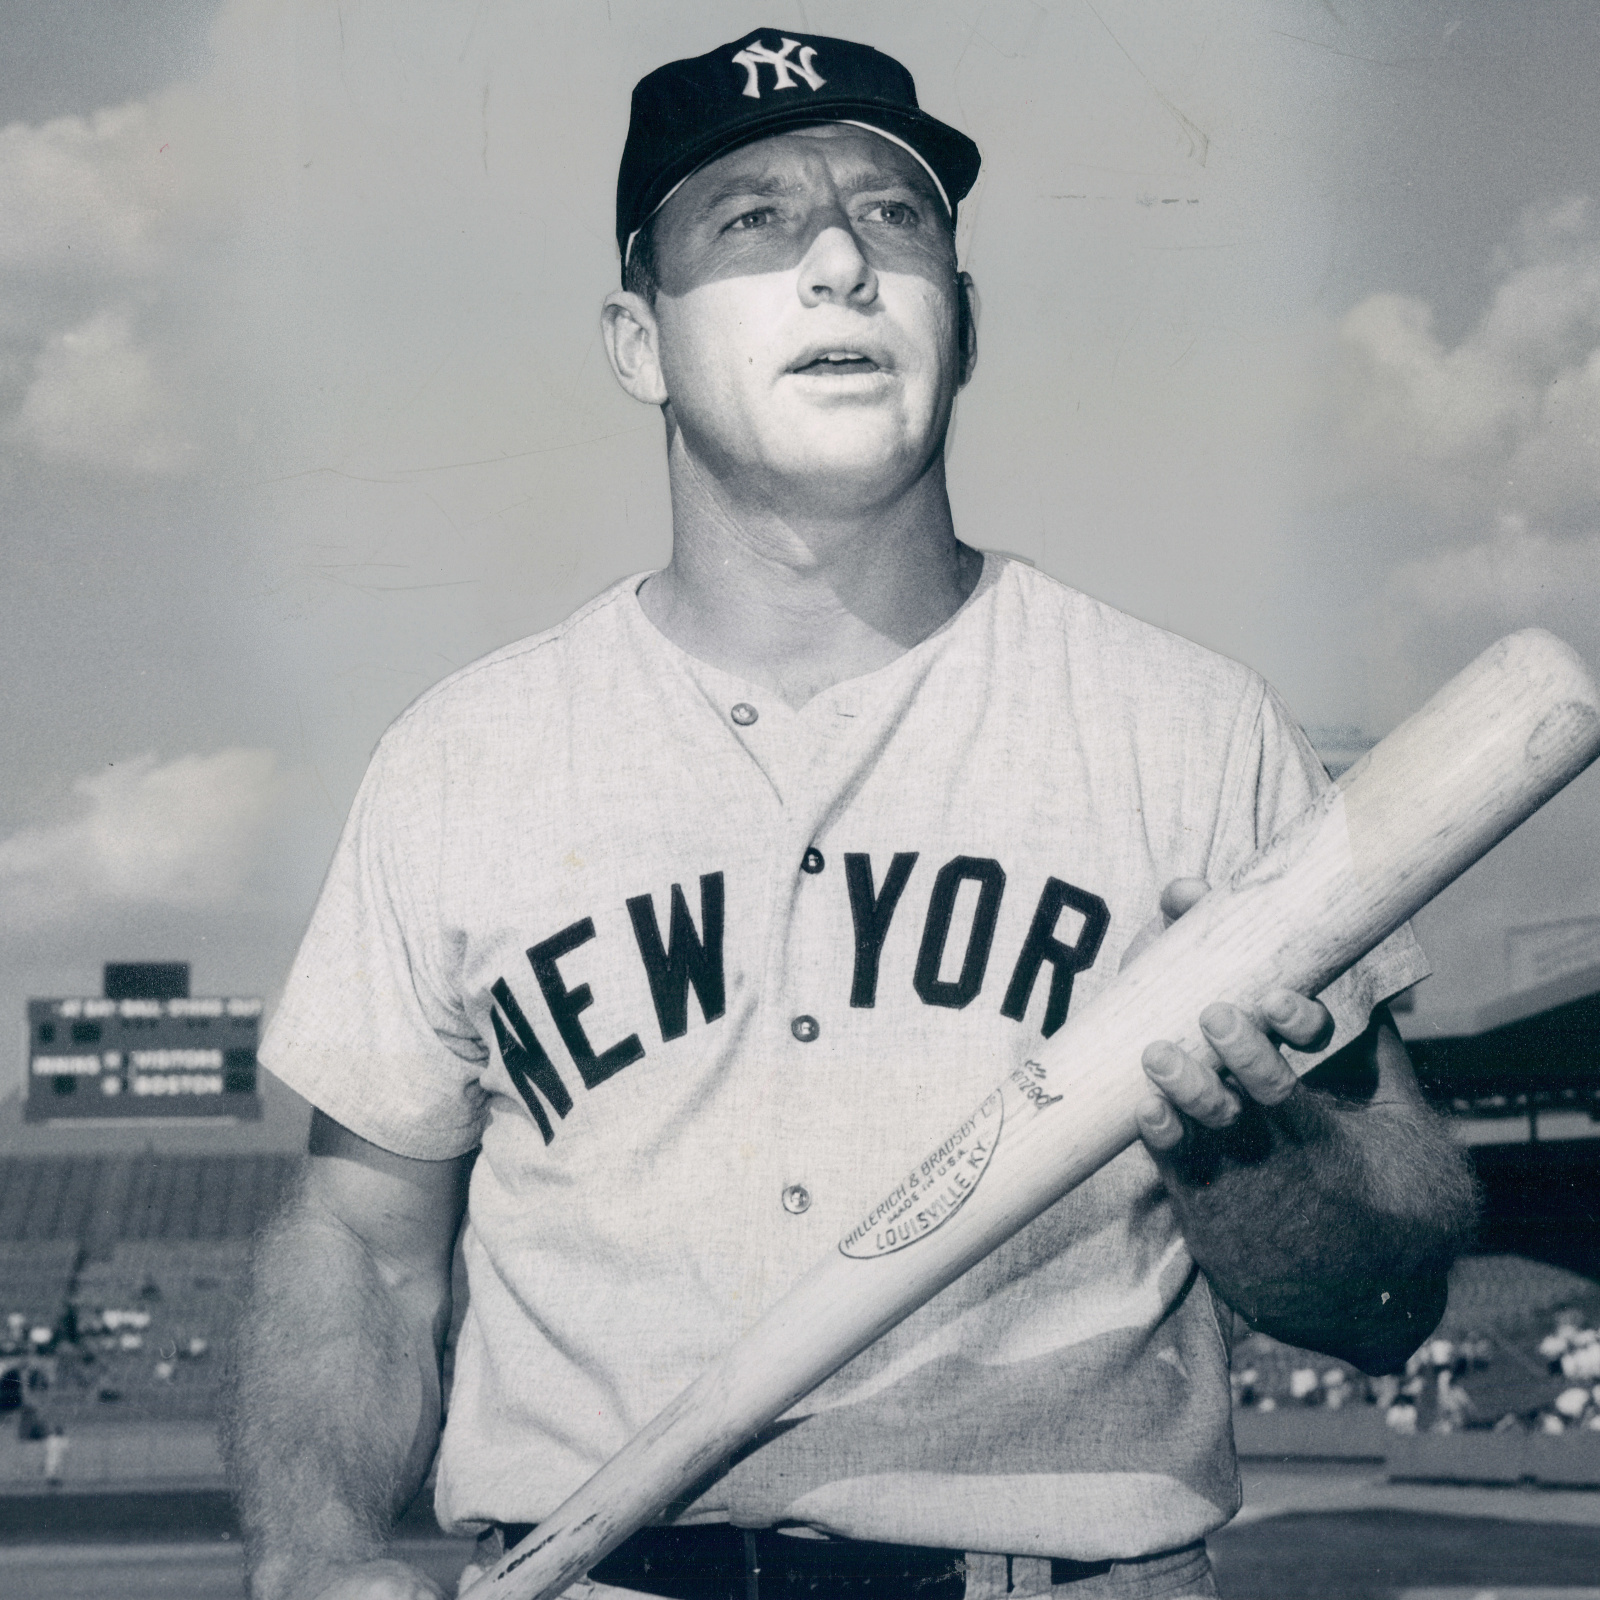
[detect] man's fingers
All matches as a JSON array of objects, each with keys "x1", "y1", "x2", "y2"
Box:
[
  {"x1": 1259, "y1": 988, "x2": 1335, "y2": 1052},
  {"x1": 1135, "y1": 1092, "x2": 1185, "y2": 1151},
  {"x1": 1120, "y1": 876, "x2": 1211, "y2": 974},
  {"x1": 1142, "y1": 1040, "x2": 1240, "y2": 1130},
  {"x1": 1199, "y1": 1003, "x2": 1299, "y2": 1107},
  {"x1": 1158, "y1": 876, "x2": 1210, "y2": 926}
]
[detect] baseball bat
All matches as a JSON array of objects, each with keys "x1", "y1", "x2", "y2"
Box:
[{"x1": 464, "y1": 627, "x2": 1600, "y2": 1600}]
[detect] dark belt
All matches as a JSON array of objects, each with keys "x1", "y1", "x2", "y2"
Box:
[{"x1": 490, "y1": 1523, "x2": 1114, "y2": 1600}]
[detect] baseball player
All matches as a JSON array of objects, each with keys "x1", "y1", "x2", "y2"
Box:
[{"x1": 227, "y1": 30, "x2": 1476, "y2": 1600}]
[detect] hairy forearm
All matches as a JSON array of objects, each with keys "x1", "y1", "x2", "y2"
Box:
[
  {"x1": 224, "y1": 1183, "x2": 451, "y2": 1600},
  {"x1": 1165, "y1": 1084, "x2": 1477, "y2": 1371}
]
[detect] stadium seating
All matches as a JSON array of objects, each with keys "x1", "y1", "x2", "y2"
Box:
[
  {"x1": 50, "y1": 1240, "x2": 252, "y2": 1422},
  {"x1": 1231, "y1": 1254, "x2": 1600, "y2": 1435},
  {"x1": 0, "y1": 1239, "x2": 80, "y2": 1335},
  {"x1": 0, "y1": 1156, "x2": 297, "y2": 1426},
  {"x1": 0, "y1": 1155, "x2": 297, "y2": 1253}
]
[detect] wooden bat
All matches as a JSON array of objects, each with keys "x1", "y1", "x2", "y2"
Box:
[{"x1": 463, "y1": 627, "x2": 1600, "y2": 1600}]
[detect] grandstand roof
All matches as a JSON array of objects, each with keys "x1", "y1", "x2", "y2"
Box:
[{"x1": 1399, "y1": 958, "x2": 1600, "y2": 1043}]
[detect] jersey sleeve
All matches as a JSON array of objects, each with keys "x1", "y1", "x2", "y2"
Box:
[
  {"x1": 1204, "y1": 678, "x2": 1431, "y2": 1070},
  {"x1": 260, "y1": 729, "x2": 490, "y2": 1159}
]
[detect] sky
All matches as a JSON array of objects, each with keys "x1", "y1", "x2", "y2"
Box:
[{"x1": 3, "y1": 0, "x2": 1600, "y2": 1097}]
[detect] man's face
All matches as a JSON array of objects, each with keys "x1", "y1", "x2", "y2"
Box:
[{"x1": 639, "y1": 125, "x2": 971, "y2": 511}]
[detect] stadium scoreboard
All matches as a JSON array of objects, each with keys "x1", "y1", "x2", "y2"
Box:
[{"x1": 26, "y1": 995, "x2": 263, "y2": 1122}]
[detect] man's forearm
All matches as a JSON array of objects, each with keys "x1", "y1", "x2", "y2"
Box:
[
  {"x1": 224, "y1": 1187, "x2": 452, "y2": 1600},
  {"x1": 1160, "y1": 1026, "x2": 1478, "y2": 1372}
]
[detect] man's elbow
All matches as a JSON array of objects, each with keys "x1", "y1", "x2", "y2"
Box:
[{"x1": 1250, "y1": 1271, "x2": 1452, "y2": 1376}]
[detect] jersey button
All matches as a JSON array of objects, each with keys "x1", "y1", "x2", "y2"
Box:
[
  {"x1": 801, "y1": 847, "x2": 825, "y2": 875},
  {"x1": 781, "y1": 1184, "x2": 812, "y2": 1215},
  {"x1": 730, "y1": 702, "x2": 759, "y2": 726},
  {"x1": 790, "y1": 1015, "x2": 820, "y2": 1043}
]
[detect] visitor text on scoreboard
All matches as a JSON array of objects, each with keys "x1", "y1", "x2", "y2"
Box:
[{"x1": 26, "y1": 996, "x2": 263, "y2": 1121}]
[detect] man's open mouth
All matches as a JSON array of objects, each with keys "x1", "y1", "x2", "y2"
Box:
[{"x1": 791, "y1": 350, "x2": 882, "y2": 375}]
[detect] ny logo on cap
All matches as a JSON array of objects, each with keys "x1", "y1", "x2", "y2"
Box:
[{"x1": 731, "y1": 37, "x2": 826, "y2": 99}]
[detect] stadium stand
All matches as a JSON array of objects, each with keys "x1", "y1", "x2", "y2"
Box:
[
  {"x1": 0, "y1": 1155, "x2": 296, "y2": 1254},
  {"x1": 1231, "y1": 1255, "x2": 1600, "y2": 1437},
  {"x1": 0, "y1": 1153, "x2": 481, "y2": 1441},
  {"x1": 0, "y1": 1156, "x2": 297, "y2": 1428},
  {"x1": 52, "y1": 1240, "x2": 253, "y2": 1422},
  {"x1": 0, "y1": 1240, "x2": 79, "y2": 1332}
]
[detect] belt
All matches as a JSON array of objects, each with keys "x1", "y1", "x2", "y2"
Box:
[{"x1": 489, "y1": 1523, "x2": 1115, "y2": 1600}]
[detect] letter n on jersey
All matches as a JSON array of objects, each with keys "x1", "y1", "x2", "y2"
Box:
[{"x1": 486, "y1": 873, "x2": 728, "y2": 1144}]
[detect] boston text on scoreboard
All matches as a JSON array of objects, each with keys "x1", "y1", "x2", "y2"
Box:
[{"x1": 26, "y1": 996, "x2": 263, "y2": 1122}]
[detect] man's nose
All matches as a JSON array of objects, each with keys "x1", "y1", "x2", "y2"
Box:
[{"x1": 797, "y1": 225, "x2": 879, "y2": 308}]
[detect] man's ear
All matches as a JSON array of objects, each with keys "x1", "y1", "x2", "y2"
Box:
[
  {"x1": 601, "y1": 290, "x2": 669, "y2": 406},
  {"x1": 956, "y1": 271, "x2": 978, "y2": 388}
]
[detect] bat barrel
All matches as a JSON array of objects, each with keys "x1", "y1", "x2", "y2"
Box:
[{"x1": 465, "y1": 628, "x2": 1600, "y2": 1600}]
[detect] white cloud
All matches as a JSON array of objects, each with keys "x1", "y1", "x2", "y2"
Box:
[
  {"x1": 0, "y1": 750, "x2": 284, "y2": 928},
  {"x1": 1367, "y1": 513, "x2": 1600, "y2": 716},
  {"x1": 0, "y1": 54, "x2": 249, "y2": 476},
  {"x1": 1329, "y1": 200, "x2": 1600, "y2": 721},
  {"x1": 0, "y1": 101, "x2": 180, "y2": 276},
  {"x1": 8, "y1": 306, "x2": 193, "y2": 473},
  {"x1": 1382, "y1": 513, "x2": 1600, "y2": 623},
  {"x1": 1335, "y1": 197, "x2": 1600, "y2": 521}
]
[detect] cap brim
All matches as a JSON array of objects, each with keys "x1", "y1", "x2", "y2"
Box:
[{"x1": 625, "y1": 97, "x2": 980, "y2": 251}]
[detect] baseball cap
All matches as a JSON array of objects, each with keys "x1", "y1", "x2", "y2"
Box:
[{"x1": 616, "y1": 29, "x2": 981, "y2": 272}]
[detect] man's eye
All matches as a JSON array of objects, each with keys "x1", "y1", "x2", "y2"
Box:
[
  {"x1": 727, "y1": 209, "x2": 773, "y2": 231},
  {"x1": 866, "y1": 202, "x2": 916, "y2": 226}
]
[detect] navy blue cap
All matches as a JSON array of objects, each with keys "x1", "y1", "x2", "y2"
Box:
[{"x1": 617, "y1": 30, "x2": 981, "y2": 271}]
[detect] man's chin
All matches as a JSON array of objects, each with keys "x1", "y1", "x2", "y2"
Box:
[{"x1": 759, "y1": 420, "x2": 930, "y2": 485}]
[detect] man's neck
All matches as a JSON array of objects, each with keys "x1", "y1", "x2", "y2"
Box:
[{"x1": 638, "y1": 447, "x2": 982, "y2": 709}]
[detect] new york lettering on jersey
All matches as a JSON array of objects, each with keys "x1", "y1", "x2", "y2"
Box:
[{"x1": 486, "y1": 854, "x2": 1110, "y2": 1144}]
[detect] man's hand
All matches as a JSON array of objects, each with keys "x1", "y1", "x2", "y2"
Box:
[
  {"x1": 1120, "y1": 876, "x2": 1476, "y2": 1372},
  {"x1": 1127, "y1": 877, "x2": 1334, "y2": 1151}
]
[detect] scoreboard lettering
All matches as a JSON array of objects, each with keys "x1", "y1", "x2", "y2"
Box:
[{"x1": 26, "y1": 996, "x2": 263, "y2": 1121}]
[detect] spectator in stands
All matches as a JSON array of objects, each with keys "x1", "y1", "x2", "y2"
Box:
[
  {"x1": 1433, "y1": 1369, "x2": 1470, "y2": 1432},
  {"x1": 1384, "y1": 1394, "x2": 1419, "y2": 1435},
  {"x1": 43, "y1": 1424, "x2": 67, "y2": 1488}
]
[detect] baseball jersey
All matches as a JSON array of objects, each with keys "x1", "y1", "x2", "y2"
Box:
[{"x1": 262, "y1": 554, "x2": 1427, "y2": 1560}]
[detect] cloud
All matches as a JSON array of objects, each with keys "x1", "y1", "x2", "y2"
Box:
[
  {"x1": 0, "y1": 750, "x2": 285, "y2": 928},
  {"x1": 1334, "y1": 196, "x2": 1600, "y2": 522},
  {"x1": 0, "y1": 66, "x2": 236, "y2": 475},
  {"x1": 0, "y1": 101, "x2": 179, "y2": 276},
  {"x1": 8, "y1": 306, "x2": 193, "y2": 473},
  {"x1": 1367, "y1": 513, "x2": 1600, "y2": 715},
  {"x1": 1329, "y1": 199, "x2": 1600, "y2": 720},
  {"x1": 1383, "y1": 513, "x2": 1600, "y2": 623}
]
